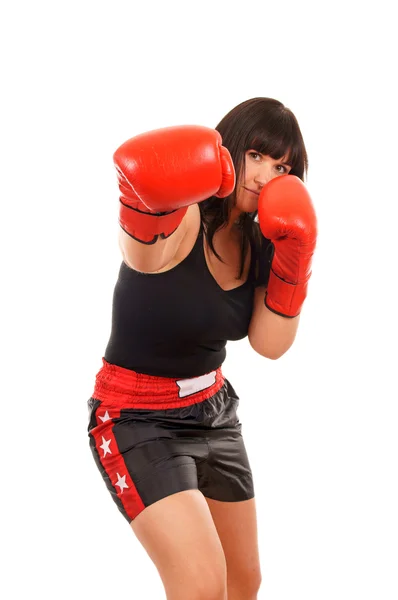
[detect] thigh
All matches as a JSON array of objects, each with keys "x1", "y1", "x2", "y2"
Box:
[
  {"x1": 205, "y1": 496, "x2": 262, "y2": 587},
  {"x1": 131, "y1": 489, "x2": 227, "y2": 599}
]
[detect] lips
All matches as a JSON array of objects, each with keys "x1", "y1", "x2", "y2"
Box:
[{"x1": 244, "y1": 187, "x2": 260, "y2": 196}]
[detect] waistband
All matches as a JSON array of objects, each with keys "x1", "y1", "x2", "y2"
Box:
[{"x1": 92, "y1": 358, "x2": 225, "y2": 409}]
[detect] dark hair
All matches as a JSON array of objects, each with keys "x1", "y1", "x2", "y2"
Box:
[{"x1": 199, "y1": 97, "x2": 308, "y2": 279}]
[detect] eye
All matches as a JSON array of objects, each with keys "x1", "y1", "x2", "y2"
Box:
[
  {"x1": 248, "y1": 151, "x2": 261, "y2": 161},
  {"x1": 276, "y1": 164, "x2": 291, "y2": 174}
]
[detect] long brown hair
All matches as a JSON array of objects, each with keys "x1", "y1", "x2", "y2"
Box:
[{"x1": 199, "y1": 97, "x2": 308, "y2": 278}]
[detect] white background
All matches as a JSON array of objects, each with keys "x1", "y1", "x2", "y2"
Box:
[{"x1": 1, "y1": 1, "x2": 397, "y2": 598}]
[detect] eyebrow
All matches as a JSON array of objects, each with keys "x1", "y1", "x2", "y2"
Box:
[
  {"x1": 250, "y1": 149, "x2": 292, "y2": 167},
  {"x1": 271, "y1": 154, "x2": 292, "y2": 167}
]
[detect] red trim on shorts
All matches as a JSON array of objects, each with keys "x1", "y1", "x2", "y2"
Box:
[
  {"x1": 92, "y1": 358, "x2": 225, "y2": 409},
  {"x1": 91, "y1": 404, "x2": 145, "y2": 521}
]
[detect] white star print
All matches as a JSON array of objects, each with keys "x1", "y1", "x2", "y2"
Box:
[
  {"x1": 99, "y1": 410, "x2": 111, "y2": 423},
  {"x1": 115, "y1": 473, "x2": 129, "y2": 494},
  {"x1": 99, "y1": 436, "x2": 112, "y2": 457}
]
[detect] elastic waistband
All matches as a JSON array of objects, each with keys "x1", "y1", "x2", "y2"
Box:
[{"x1": 92, "y1": 358, "x2": 225, "y2": 409}]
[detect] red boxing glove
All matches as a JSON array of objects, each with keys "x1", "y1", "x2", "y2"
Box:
[
  {"x1": 114, "y1": 125, "x2": 235, "y2": 244},
  {"x1": 258, "y1": 175, "x2": 318, "y2": 318}
]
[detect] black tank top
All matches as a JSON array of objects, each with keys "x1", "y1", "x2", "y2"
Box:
[{"x1": 104, "y1": 222, "x2": 272, "y2": 378}]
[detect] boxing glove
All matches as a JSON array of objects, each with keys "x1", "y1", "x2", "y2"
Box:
[
  {"x1": 258, "y1": 175, "x2": 317, "y2": 318},
  {"x1": 114, "y1": 125, "x2": 235, "y2": 244}
]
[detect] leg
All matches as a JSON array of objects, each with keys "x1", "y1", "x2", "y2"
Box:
[
  {"x1": 205, "y1": 496, "x2": 262, "y2": 600},
  {"x1": 88, "y1": 400, "x2": 227, "y2": 598},
  {"x1": 195, "y1": 384, "x2": 261, "y2": 599},
  {"x1": 131, "y1": 489, "x2": 228, "y2": 600}
]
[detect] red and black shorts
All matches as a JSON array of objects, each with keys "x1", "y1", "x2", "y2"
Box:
[{"x1": 87, "y1": 359, "x2": 255, "y2": 523}]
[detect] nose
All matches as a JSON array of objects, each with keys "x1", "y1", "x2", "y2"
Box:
[{"x1": 254, "y1": 164, "x2": 275, "y2": 187}]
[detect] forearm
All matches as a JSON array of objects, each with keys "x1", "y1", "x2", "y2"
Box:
[{"x1": 248, "y1": 286, "x2": 300, "y2": 359}]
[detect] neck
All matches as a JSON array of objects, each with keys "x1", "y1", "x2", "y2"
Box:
[{"x1": 224, "y1": 207, "x2": 243, "y2": 233}]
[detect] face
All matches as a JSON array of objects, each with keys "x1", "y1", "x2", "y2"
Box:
[{"x1": 235, "y1": 150, "x2": 292, "y2": 214}]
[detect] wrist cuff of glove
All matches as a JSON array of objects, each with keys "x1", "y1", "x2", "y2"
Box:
[
  {"x1": 264, "y1": 269, "x2": 308, "y2": 318},
  {"x1": 119, "y1": 201, "x2": 188, "y2": 244}
]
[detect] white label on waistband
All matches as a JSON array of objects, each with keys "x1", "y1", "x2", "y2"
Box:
[{"x1": 176, "y1": 371, "x2": 217, "y2": 398}]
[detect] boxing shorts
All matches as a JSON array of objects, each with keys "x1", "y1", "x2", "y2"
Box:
[{"x1": 87, "y1": 358, "x2": 255, "y2": 523}]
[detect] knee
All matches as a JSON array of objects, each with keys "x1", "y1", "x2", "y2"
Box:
[
  {"x1": 167, "y1": 564, "x2": 227, "y2": 600},
  {"x1": 179, "y1": 580, "x2": 226, "y2": 600},
  {"x1": 228, "y1": 568, "x2": 262, "y2": 598},
  {"x1": 195, "y1": 571, "x2": 227, "y2": 600}
]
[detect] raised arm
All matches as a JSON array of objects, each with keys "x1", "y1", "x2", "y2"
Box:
[{"x1": 114, "y1": 125, "x2": 235, "y2": 273}]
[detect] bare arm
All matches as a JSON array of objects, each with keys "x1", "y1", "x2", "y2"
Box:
[{"x1": 248, "y1": 286, "x2": 300, "y2": 360}]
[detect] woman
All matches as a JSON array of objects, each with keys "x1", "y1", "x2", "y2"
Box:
[{"x1": 87, "y1": 97, "x2": 317, "y2": 600}]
